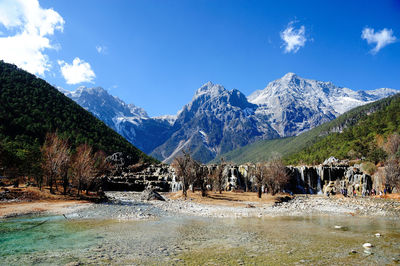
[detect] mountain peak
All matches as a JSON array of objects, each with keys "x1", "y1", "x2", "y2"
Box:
[
  {"x1": 194, "y1": 82, "x2": 226, "y2": 98},
  {"x1": 281, "y1": 72, "x2": 298, "y2": 81},
  {"x1": 72, "y1": 86, "x2": 109, "y2": 97}
]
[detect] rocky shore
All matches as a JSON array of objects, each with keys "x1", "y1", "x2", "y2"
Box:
[
  {"x1": 99, "y1": 192, "x2": 400, "y2": 220},
  {"x1": 3, "y1": 191, "x2": 398, "y2": 220}
]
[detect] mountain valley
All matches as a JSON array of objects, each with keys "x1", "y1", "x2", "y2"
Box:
[{"x1": 64, "y1": 73, "x2": 398, "y2": 163}]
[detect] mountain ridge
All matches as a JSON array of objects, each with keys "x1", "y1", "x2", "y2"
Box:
[
  {"x1": 215, "y1": 93, "x2": 400, "y2": 164},
  {"x1": 62, "y1": 73, "x2": 398, "y2": 163}
]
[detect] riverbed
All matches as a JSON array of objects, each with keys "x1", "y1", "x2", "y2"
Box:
[{"x1": 1, "y1": 194, "x2": 400, "y2": 265}]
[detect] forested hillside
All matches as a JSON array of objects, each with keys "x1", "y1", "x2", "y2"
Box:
[
  {"x1": 287, "y1": 94, "x2": 400, "y2": 164},
  {"x1": 216, "y1": 93, "x2": 400, "y2": 164},
  {"x1": 0, "y1": 61, "x2": 156, "y2": 178}
]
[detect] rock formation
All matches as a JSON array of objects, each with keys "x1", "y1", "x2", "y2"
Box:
[{"x1": 102, "y1": 154, "x2": 374, "y2": 195}]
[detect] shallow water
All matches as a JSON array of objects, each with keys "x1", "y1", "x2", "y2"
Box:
[{"x1": 1, "y1": 205, "x2": 400, "y2": 265}]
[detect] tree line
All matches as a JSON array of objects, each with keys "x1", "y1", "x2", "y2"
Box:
[
  {"x1": 1, "y1": 132, "x2": 111, "y2": 196},
  {"x1": 0, "y1": 60, "x2": 155, "y2": 180},
  {"x1": 172, "y1": 151, "x2": 289, "y2": 198},
  {"x1": 384, "y1": 133, "x2": 400, "y2": 192}
]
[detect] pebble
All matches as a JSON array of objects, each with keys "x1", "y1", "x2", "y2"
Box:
[
  {"x1": 363, "y1": 250, "x2": 373, "y2": 255},
  {"x1": 97, "y1": 192, "x2": 400, "y2": 219},
  {"x1": 362, "y1": 243, "x2": 373, "y2": 249}
]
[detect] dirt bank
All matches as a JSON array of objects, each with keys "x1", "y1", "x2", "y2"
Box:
[
  {"x1": 0, "y1": 186, "x2": 94, "y2": 218},
  {"x1": 0, "y1": 200, "x2": 91, "y2": 218}
]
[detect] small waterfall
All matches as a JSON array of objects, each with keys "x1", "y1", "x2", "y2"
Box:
[
  {"x1": 171, "y1": 174, "x2": 182, "y2": 192},
  {"x1": 316, "y1": 166, "x2": 323, "y2": 194},
  {"x1": 316, "y1": 176, "x2": 322, "y2": 194},
  {"x1": 292, "y1": 166, "x2": 307, "y2": 194},
  {"x1": 307, "y1": 171, "x2": 313, "y2": 194}
]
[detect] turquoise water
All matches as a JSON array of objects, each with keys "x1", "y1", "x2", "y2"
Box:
[
  {"x1": 0, "y1": 215, "x2": 108, "y2": 265},
  {"x1": 1, "y1": 211, "x2": 400, "y2": 265}
]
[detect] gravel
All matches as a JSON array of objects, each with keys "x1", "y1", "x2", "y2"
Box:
[{"x1": 87, "y1": 192, "x2": 400, "y2": 220}]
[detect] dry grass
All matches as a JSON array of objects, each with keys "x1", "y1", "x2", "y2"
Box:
[
  {"x1": 0, "y1": 186, "x2": 92, "y2": 218},
  {"x1": 374, "y1": 193, "x2": 400, "y2": 200},
  {"x1": 1, "y1": 184, "x2": 104, "y2": 201},
  {"x1": 0, "y1": 200, "x2": 89, "y2": 218},
  {"x1": 166, "y1": 190, "x2": 291, "y2": 207},
  {"x1": 0, "y1": 186, "x2": 73, "y2": 201}
]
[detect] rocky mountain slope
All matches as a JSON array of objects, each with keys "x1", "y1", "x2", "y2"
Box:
[
  {"x1": 150, "y1": 82, "x2": 279, "y2": 163},
  {"x1": 63, "y1": 74, "x2": 398, "y2": 163},
  {"x1": 216, "y1": 93, "x2": 400, "y2": 164},
  {"x1": 64, "y1": 87, "x2": 174, "y2": 154},
  {"x1": 248, "y1": 72, "x2": 398, "y2": 136}
]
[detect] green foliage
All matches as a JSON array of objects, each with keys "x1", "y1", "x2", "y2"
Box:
[
  {"x1": 361, "y1": 162, "x2": 378, "y2": 176},
  {"x1": 0, "y1": 61, "x2": 157, "y2": 178},
  {"x1": 286, "y1": 94, "x2": 400, "y2": 165},
  {"x1": 216, "y1": 93, "x2": 400, "y2": 165}
]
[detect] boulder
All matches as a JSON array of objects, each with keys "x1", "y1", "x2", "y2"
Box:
[{"x1": 140, "y1": 188, "x2": 166, "y2": 201}]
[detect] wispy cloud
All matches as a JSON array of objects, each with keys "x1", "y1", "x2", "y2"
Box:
[
  {"x1": 96, "y1": 45, "x2": 107, "y2": 54},
  {"x1": 362, "y1": 27, "x2": 396, "y2": 54},
  {"x1": 280, "y1": 21, "x2": 306, "y2": 53},
  {"x1": 0, "y1": 0, "x2": 64, "y2": 75},
  {"x1": 58, "y1": 57, "x2": 95, "y2": 84}
]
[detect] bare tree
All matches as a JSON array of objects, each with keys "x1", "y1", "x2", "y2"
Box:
[
  {"x1": 210, "y1": 158, "x2": 226, "y2": 194},
  {"x1": 265, "y1": 157, "x2": 289, "y2": 195},
  {"x1": 250, "y1": 162, "x2": 268, "y2": 198},
  {"x1": 59, "y1": 144, "x2": 71, "y2": 195},
  {"x1": 72, "y1": 144, "x2": 95, "y2": 195},
  {"x1": 385, "y1": 133, "x2": 400, "y2": 157},
  {"x1": 192, "y1": 160, "x2": 209, "y2": 197},
  {"x1": 41, "y1": 133, "x2": 70, "y2": 194},
  {"x1": 171, "y1": 150, "x2": 192, "y2": 198},
  {"x1": 90, "y1": 150, "x2": 111, "y2": 192},
  {"x1": 385, "y1": 159, "x2": 400, "y2": 191}
]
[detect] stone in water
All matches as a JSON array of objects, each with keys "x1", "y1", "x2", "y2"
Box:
[{"x1": 363, "y1": 243, "x2": 373, "y2": 249}]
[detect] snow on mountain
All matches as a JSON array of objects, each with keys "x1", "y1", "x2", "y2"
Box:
[
  {"x1": 364, "y1": 88, "x2": 399, "y2": 98},
  {"x1": 63, "y1": 86, "x2": 173, "y2": 154},
  {"x1": 248, "y1": 73, "x2": 398, "y2": 136},
  {"x1": 150, "y1": 82, "x2": 279, "y2": 163},
  {"x1": 60, "y1": 75, "x2": 398, "y2": 163},
  {"x1": 153, "y1": 114, "x2": 177, "y2": 125}
]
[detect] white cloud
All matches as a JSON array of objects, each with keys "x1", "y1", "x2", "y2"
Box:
[
  {"x1": 96, "y1": 45, "x2": 107, "y2": 54},
  {"x1": 0, "y1": 0, "x2": 64, "y2": 75},
  {"x1": 58, "y1": 57, "x2": 96, "y2": 84},
  {"x1": 362, "y1": 27, "x2": 396, "y2": 54},
  {"x1": 280, "y1": 21, "x2": 306, "y2": 53}
]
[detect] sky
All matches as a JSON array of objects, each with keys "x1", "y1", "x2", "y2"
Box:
[{"x1": 0, "y1": 0, "x2": 399, "y2": 117}]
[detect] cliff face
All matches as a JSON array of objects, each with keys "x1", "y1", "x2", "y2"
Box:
[
  {"x1": 102, "y1": 157, "x2": 373, "y2": 195},
  {"x1": 286, "y1": 165, "x2": 372, "y2": 195}
]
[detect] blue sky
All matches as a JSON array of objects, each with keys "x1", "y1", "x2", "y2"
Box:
[{"x1": 0, "y1": 0, "x2": 399, "y2": 116}]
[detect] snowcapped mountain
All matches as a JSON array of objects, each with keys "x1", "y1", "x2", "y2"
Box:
[
  {"x1": 63, "y1": 87, "x2": 173, "y2": 154},
  {"x1": 150, "y1": 82, "x2": 279, "y2": 163},
  {"x1": 62, "y1": 74, "x2": 398, "y2": 163},
  {"x1": 248, "y1": 73, "x2": 398, "y2": 136},
  {"x1": 64, "y1": 86, "x2": 148, "y2": 127}
]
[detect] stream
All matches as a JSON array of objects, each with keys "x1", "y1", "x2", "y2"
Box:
[{"x1": 1, "y1": 202, "x2": 400, "y2": 265}]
